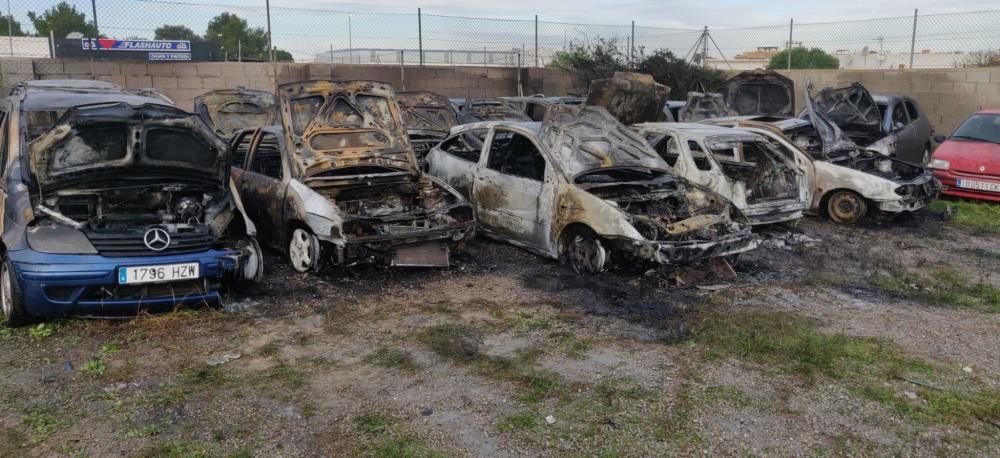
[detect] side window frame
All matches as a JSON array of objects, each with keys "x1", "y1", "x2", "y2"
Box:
[
  {"x1": 0, "y1": 106, "x2": 9, "y2": 178},
  {"x1": 485, "y1": 128, "x2": 548, "y2": 182},
  {"x1": 904, "y1": 100, "x2": 921, "y2": 121},
  {"x1": 246, "y1": 130, "x2": 285, "y2": 180},
  {"x1": 891, "y1": 102, "x2": 910, "y2": 130},
  {"x1": 438, "y1": 129, "x2": 488, "y2": 163},
  {"x1": 229, "y1": 129, "x2": 256, "y2": 169}
]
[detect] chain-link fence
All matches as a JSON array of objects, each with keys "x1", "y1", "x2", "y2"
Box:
[{"x1": 2, "y1": 1, "x2": 999, "y2": 70}]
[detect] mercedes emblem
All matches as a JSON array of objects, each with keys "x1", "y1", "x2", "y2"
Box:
[{"x1": 143, "y1": 228, "x2": 171, "y2": 251}]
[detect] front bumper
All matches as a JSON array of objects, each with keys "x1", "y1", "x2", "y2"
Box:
[
  {"x1": 875, "y1": 176, "x2": 941, "y2": 213},
  {"x1": 741, "y1": 200, "x2": 806, "y2": 226},
  {"x1": 326, "y1": 221, "x2": 476, "y2": 266},
  {"x1": 8, "y1": 248, "x2": 241, "y2": 318},
  {"x1": 608, "y1": 229, "x2": 759, "y2": 266},
  {"x1": 932, "y1": 169, "x2": 1000, "y2": 202}
]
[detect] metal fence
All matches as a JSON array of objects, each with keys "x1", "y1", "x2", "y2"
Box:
[{"x1": 3, "y1": 1, "x2": 1000, "y2": 70}]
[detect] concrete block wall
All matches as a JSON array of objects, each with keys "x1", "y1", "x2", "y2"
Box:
[{"x1": 774, "y1": 68, "x2": 1000, "y2": 134}]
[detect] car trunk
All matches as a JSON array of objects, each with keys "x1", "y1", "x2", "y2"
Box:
[
  {"x1": 193, "y1": 88, "x2": 278, "y2": 139},
  {"x1": 724, "y1": 70, "x2": 795, "y2": 117},
  {"x1": 397, "y1": 92, "x2": 458, "y2": 164}
]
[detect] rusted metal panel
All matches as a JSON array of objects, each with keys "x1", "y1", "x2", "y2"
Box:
[
  {"x1": 193, "y1": 87, "x2": 278, "y2": 140},
  {"x1": 585, "y1": 72, "x2": 671, "y2": 125},
  {"x1": 725, "y1": 70, "x2": 795, "y2": 117}
]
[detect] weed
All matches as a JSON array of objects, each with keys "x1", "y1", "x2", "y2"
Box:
[
  {"x1": 21, "y1": 405, "x2": 72, "y2": 442},
  {"x1": 353, "y1": 412, "x2": 444, "y2": 458},
  {"x1": 355, "y1": 413, "x2": 394, "y2": 435},
  {"x1": 417, "y1": 324, "x2": 483, "y2": 363},
  {"x1": 79, "y1": 358, "x2": 108, "y2": 376},
  {"x1": 258, "y1": 341, "x2": 279, "y2": 357},
  {"x1": 265, "y1": 364, "x2": 307, "y2": 389},
  {"x1": 498, "y1": 411, "x2": 540, "y2": 432},
  {"x1": 28, "y1": 323, "x2": 55, "y2": 341},
  {"x1": 99, "y1": 343, "x2": 121, "y2": 355},
  {"x1": 870, "y1": 267, "x2": 1000, "y2": 313},
  {"x1": 181, "y1": 366, "x2": 233, "y2": 386},
  {"x1": 136, "y1": 440, "x2": 213, "y2": 458},
  {"x1": 366, "y1": 347, "x2": 421, "y2": 372},
  {"x1": 930, "y1": 199, "x2": 1000, "y2": 233},
  {"x1": 125, "y1": 424, "x2": 161, "y2": 438},
  {"x1": 0, "y1": 328, "x2": 12, "y2": 339},
  {"x1": 144, "y1": 384, "x2": 188, "y2": 407}
]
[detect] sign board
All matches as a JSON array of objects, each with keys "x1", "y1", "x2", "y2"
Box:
[
  {"x1": 149, "y1": 52, "x2": 192, "y2": 61},
  {"x1": 82, "y1": 39, "x2": 191, "y2": 52}
]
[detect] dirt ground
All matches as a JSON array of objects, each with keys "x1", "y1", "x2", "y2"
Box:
[{"x1": 1, "y1": 213, "x2": 999, "y2": 457}]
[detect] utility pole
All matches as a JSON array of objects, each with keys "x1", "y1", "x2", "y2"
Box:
[
  {"x1": 7, "y1": 0, "x2": 13, "y2": 56},
  {"x1": 266, "y1": 0, "x2": 273, "y2": 61},
  {"x1": 909, "y1": 9, "x2": 918, "y2": 69},
  {"x1": 787, "y1": 19, "x2": 794, "y2": 70},
  {"x1": 702, "y1": 26, "x2": 708, "y2": 67},
  {"x1": 348, "y1": 14, "x2": 353, "y2": 64},
  {"x1": 534, "y1": 15, "x2": 538, "y2": 68},
  {"x1": 418, "y1": 8, "x2": 423, "y2": 66},
  {"x1": 630, "y1": 20, "x2": 635, "y2": 69}
]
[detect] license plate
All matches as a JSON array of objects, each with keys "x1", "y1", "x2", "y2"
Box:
[
  {"x1": 956, "y1": 179, "x2": 1000, "y2": 193},
  {"x1": 118, "y1": 263, "x2": 200, "y2": 285}
]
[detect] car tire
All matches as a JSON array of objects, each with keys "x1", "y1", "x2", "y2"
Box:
[
  {"x1": 239, "y1": 237, "x2": 265, "y2": 283},
  {"x1": 1, "y1": 254, "x2": 31, "y2": 327},
  {"x1": 826, "y1": 190, "x2": 868, "y2": 225},
  {"x1": 562, "y1": 227, "x2": 608, "y2": 274},
  {"x1": 288, "y1": 227, "x2": 321, "y2": 273}
]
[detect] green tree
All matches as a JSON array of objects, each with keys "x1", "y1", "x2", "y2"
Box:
[
  {"x1": 273, "y1": 48, "x2": 293, "y2": 62},
  {"x1": 1, "y1": 14, "x2": 27, "y2": 36},
  {"x1": 549, "y1": 37, "x2": 627, "y2": 82},
  {"x1": 767, "y1": 47, "x2": 840, "y2": 70},
  {"x1": 635, "y1": 49, "x2": 728, "y2": 94},
  {"x1": 154, "y1": 24, "x2": 201, "y2": 41},
  {"x1": 27, "y1": 1, "x2": 96, "y2": 38},
  {"x1": 205, "y1": 12, "x2": 268, "y2": 60}
]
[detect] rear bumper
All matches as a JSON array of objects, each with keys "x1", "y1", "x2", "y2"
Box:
[
  {"x1": 933, "y1": 169, "x2": 1000, "y2": 202},
  {"x1": 8, "y1": 248, "x2": 240, "y2": 318}
]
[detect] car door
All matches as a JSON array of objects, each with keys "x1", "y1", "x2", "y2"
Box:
[
  {"x1": 674, "y1": 136, "x2": 736, "y2": 203},
  {"x1": 887, "y1": 101, "x2": 919, "y2": 162},
  {"x1": 426, "y1": 128, "x2": 488, "y2": 200},
  {"x1": 904, "y1": 99, "x2": 932, "y2": 162},
  {"x1": 228, "y1": 129, "x2": 255, "y2": 190},
  {"x1": 472, "y1": 128, "x2": 553, "y2": 250},
  {"x1": 240, "y1": 130, "x2": 288, "y2": 248}
]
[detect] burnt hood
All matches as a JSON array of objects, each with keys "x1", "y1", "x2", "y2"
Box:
[
  {"x1": 809, "y1": 82, "x2": 881, "y2": 139},
  {"x1": 725, "y1": 70, "x2": 795, "y2": 117},
  {"x1": 585, "y1": 72, "x2": 671, "y2": 125},
  {"x1": 194, "y1": 87, "x2": 277, "y2": 139},
  {"x1": 277, "y1": 80, "x2": 417, "y2": 177},
  {"x1": 460, "y1": 98, "x2": 531, "y2": 122},
  {"x1": 538, "y1": 105, "x2": 669, "y2": 179},
  {"x1": 397, "y1": 91, "x2": 458, "y2": 133},
  {"x1": 678, "y1": 92, "x2": 736, "y2": 122},
  {"x1": 803, "y1": 83, "x2": 862, "y2": 159},
  {"x1": 29, "y1": 102, "x2": 229, "y2": 191}
]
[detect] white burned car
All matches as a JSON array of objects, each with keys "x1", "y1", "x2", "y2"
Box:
[
  {"x1": 632, "y1": 123, "x2": 811, "y2": 225},
  {"x1": 425, "y1": 105, "x2": 758, "y2": 273}
]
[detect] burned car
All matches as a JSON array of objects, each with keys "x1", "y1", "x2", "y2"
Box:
[
  {"x1": 502, "y1": 96, "x2": 586, "y2": 122},
  {"x1": 586, "y1": 72, "x2": 671, "y2": 125},
  {"x1": 2, "y1": 80, "x2": 262, "y2": 326},
  {"x1": 805, "y1": 83, "x2": 933, "y2": 164},
  {"x1": 457, "y1": 98, "x2": 532, "y2": 124},
  {"x1": 229, "y1": 80, "x2": 475, "y2": 272},
  {"x1": 701, "y1": 86, "x2": 938, "y2": 223},
  {"x1": 396, "y1": 91, "x2": 459, "y2": 167},
  {"x1": 194, "y1": 87, "x2": 278, "y2": 141},
  {"x1": 633, "y1": 123, "x2": 809, "y2": 225},
  {"x1": 725, "y1": 70, "x2": 795, "y2": 117},
  {"x1": 425, "y1": 105, "x2": 758, "y2": 274},
  {"x1": 678, "y1": 92, "x2": 736, "y2": 122}
]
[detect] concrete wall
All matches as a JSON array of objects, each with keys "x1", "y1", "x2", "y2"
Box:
[
  {"x1": 0, "y1": 58, "x2": 586, "y2": 111},
  {"x1": 773, "y1": 68, "x2": 1000, "y2": 134},
  {"x1": 3, "y1": 58, "x2": 996, "y2": 134}
]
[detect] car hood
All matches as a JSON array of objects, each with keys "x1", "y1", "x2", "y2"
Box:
[
  {"x1": 194, "y1": 88, "x2": 277, "y2": 139},
  {"x1": 397, "y1": 91, "x2": 458, "y2": 134},
  {"x1": 678, "y1": 91, "x2": 736, "y2": 122},
  {"x1": 809, "y1": 82, "x2": 882, "y2": 139},
  {"x1": 538, "y1": 105, "x2": 669, "y2": 179},
  {"x1": 277, "y1": 80, "x2": 418, "y2": 177},
  {"x1": 934, "y1": 139, "x2": 1000, "y2": 175},
  {"x1": 724, "y1": 70, "x2": 795, "y2": 117},
  {"x1": 803, "y1": 83, "x2": 863, "y2": 159},
  {"x1": 29, "y1": 102, "x2": 228, "y2": 192},
  {"x1": 460, "y1": 98, "x2": 532, "y2": 122},
  {"x1": 585, "y1": 72, "x2": 671, "y2": 125}
]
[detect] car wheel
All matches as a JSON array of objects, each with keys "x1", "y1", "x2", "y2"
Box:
[
  {"x1": 288, "y1": 227, "x2": 320, "y2": 273},
  {"x1": 1, "y1": 254, "x2": 30, "y2": 327},
  {"x1": 826, "y1": 191, "x2": 868, "y2": 224},
  {"x1": 563, "y1": 227, "x2": 608, "y2": 274},
  {"x1": 239, "y1": 237, "x2": 265, "y2": 283}
]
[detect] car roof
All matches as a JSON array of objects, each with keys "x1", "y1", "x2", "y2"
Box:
[
  {"x1": 16, "y1": 79, "x2": 172, "y2": 111},
  {"x1": 975, "y1": 108, "x2": 1000, "y2": 115},
  {"x1": 637, "y1": 122, "x2": 759, "y2": 138},
  {"x1": 451, "y1": 121, "x2": 541, "y2": 135}
]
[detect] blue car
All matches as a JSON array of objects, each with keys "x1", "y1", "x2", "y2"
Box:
[{"x1": 1, "y1": 80, "x2": 263, "y2": 326}]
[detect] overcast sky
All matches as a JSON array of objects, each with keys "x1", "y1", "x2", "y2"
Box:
[{"x1": 267, "y1": 0, "x2": 1000, "y2": 28}]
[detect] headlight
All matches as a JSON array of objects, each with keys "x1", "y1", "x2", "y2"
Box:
[
  {"x1": 927, "y1": 159, "x2": 950, "y2": 170},
  {"x1": 894, "y1": 186, "x2": 911, "y2": 196},
  {"x1": 26, "y1": 224, "x2": 98, "y2": 254}
]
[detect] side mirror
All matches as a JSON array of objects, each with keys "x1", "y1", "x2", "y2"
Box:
[
  {"x1": 894, "y1": 121, "x2": 906, "y2": 131},
  {"x1": 933, "y1": 134, "x2": 947, "y2": 144}
]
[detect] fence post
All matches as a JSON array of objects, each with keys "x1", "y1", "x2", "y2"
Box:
[
  {"x1": 400, "y1": 50, "x2": 405, "y2": 90},
  {"x1": 909, "y1": 9, "x2": 918, "y2": 70},
  {"x1": 90, "y1": 0, "x2": 99, "y2": 61},
  {"x1": 7, "y1": 0, "x2": 13, "y2": 56},
  {"x1": 418, "y1": 8, "x2": 424, "y2": 66},
  {"x1": 534, "y1": 15, "x2": 538, "y2": 67},
  {"x1": 266, "y1": 0, "x2": 274, "y2": 61},
  {"x1": 631, "y1": 20, "x2": 635, "y2": 69},
  {"x1": 787, "y1": 19, "x2": 793, "y2": 70}
]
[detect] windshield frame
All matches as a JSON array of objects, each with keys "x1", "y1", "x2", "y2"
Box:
[{"x1": 951, "y1": 113, "x2": 1000, "y2": 144}]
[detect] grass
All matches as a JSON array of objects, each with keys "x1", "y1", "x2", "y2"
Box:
[
  {"x1": 258, "y1": 341, "x2": 279, "y2": 357},
  {"x1": 870, "y1": 267, "x2": 1000, "y2": 313},
  {"x1": 136, "y1": 440, "x2": 213, "y2": 458},
  {"x1": 79, "y1": 358, "x2": 108, "y2": 376},
  {"x1": 366, "y1": 347, "x2": 422, "y2": 372},
  {"x1": 143, "y1": 383, "x2": 189, "y2": 407},
  {"x1": 21, "y1": 405, "x2": 72, "y2": 442},
  {"x1": 353, "y1": 413, "x2": 445, "y2": 458},
  {"x1": 417, "y1": 324, "x2": 563, "y2": 403},
  {"x1": 931, "y1": 199, "x2": 1000, "y2": 233},
  {"x1": 692, "y1": 309, "x2": 1000, "y2": 431},
  {"x1": 28, "y1": 323, "x2": 55, "y2": 341},
  {"x1": 498, "y1": 411, "x2": 541, "y2": 433}
]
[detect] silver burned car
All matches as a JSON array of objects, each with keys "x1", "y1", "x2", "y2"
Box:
[{"x1": 425, "y1": 105, "x2": 758, "y2": 274}]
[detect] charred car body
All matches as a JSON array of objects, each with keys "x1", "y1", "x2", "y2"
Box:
[
  {"x1": 585, "y1": 72, "x2": 671, "y2": 125},
  {"x1": 701, "y1": 87, "x2": 938, "y2": 223},
  {"x1": 633, "y1": 123, "x2": 809, "y2": 225},
  {"x1": 502, "y1": 96, "x2": 586, "y2": 122},
  {"x1": 425, "y1": 105, "x2": 757, "y2": 273},
  {"x1": 725, "y1": 70, "x2": 795, "y2": 117},
  {"x1": 1, "y1": 80, "x2": 262, "y2": 325},
  {"x1": 229, "y1": 80, "x2": 474, "y2": 272},
  {"x1": 804, "y1": 83, "x2": 933, "y2": 164},
  {"x1": 194, "y1": 87, "x2": 278, "y2": 141},
  {"x1": 457, "y1": 98, "x2": 532, "y2": 124},
  {"x1": 396, "y1": 91, "x2": 459, "y2": 167}
]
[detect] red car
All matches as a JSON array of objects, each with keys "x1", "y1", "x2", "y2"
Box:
[{"x1": 929, "y1": 109, "x2": 1000, "y2": 202}]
